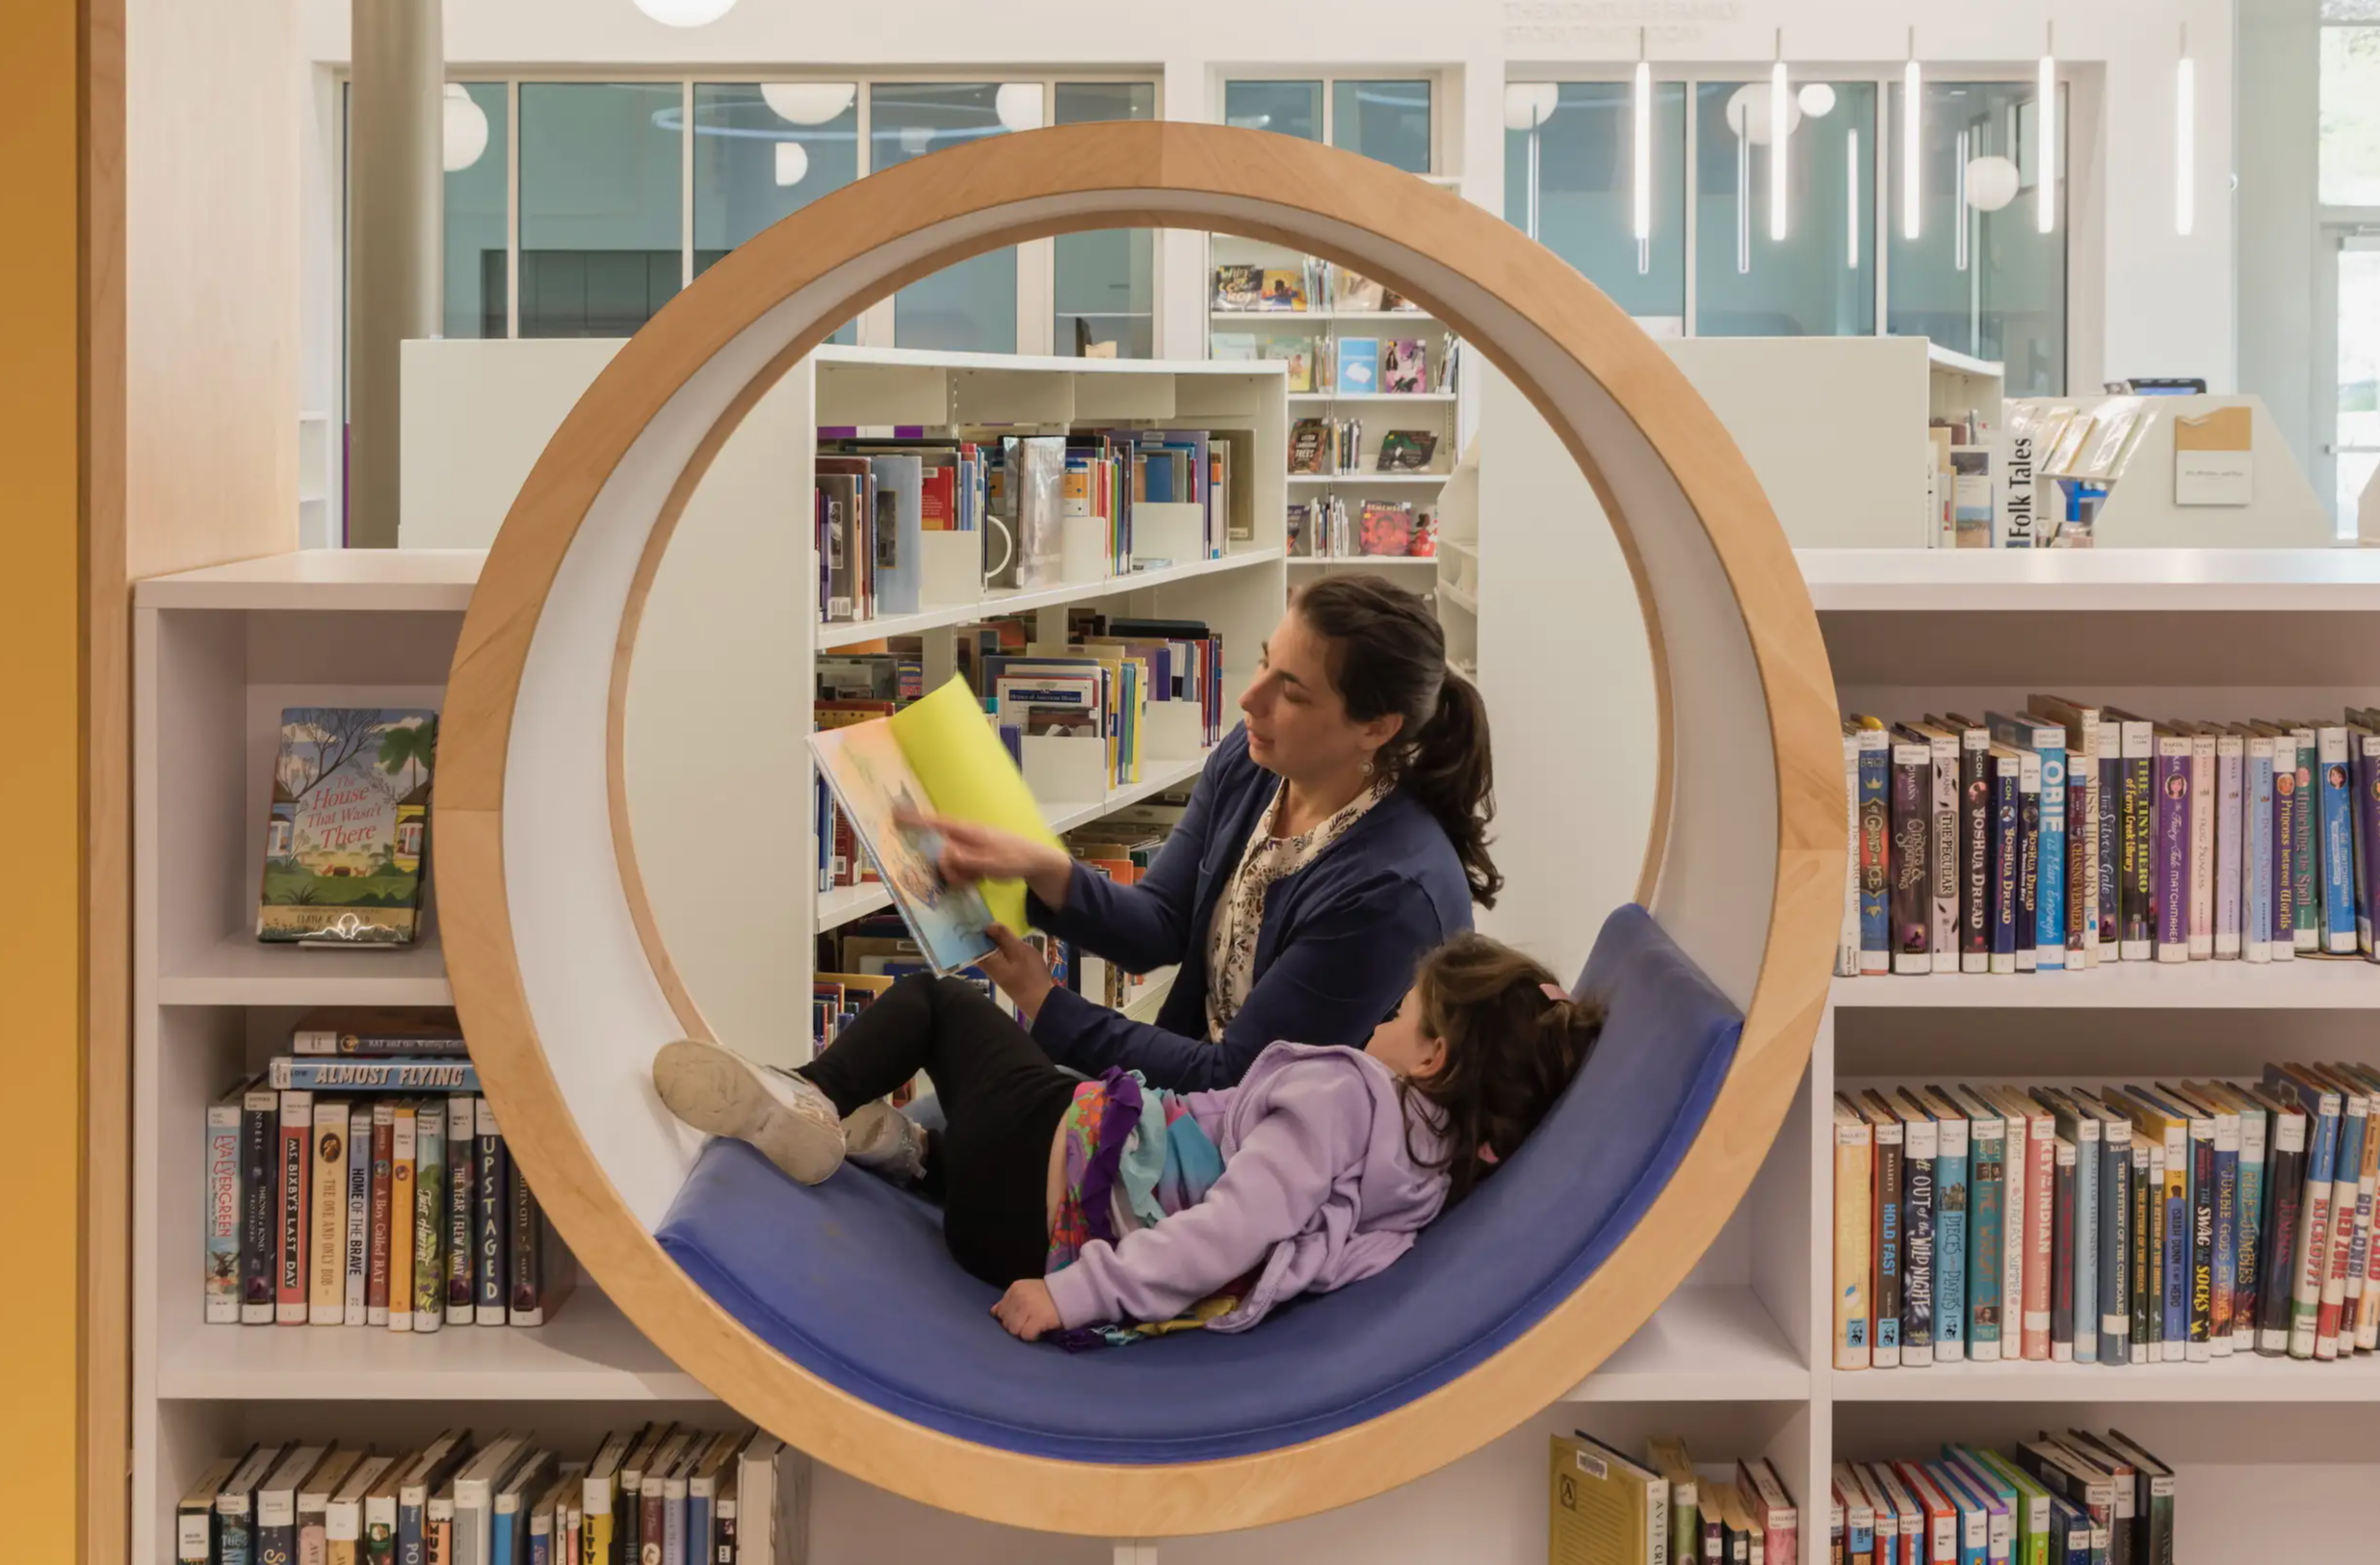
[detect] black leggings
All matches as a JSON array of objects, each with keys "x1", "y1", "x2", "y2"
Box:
[{"x1": 797, "y1": 974, "x2": 1077, "y2": 1288}]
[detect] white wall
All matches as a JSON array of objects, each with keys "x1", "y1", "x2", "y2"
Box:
[
  {"x1": 2237, "y1": 0, "x2": 2323, "y2": 473},
  {"x1": 301, "y1": 0, "x2": 2238, "y2": 400}
]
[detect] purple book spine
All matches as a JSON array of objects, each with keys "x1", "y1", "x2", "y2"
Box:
[
  {"x1": 2157, "y1": 737, "x2": 2192, "y2": 963},
  {"x1": 1892, "y1": 739, "x2": 1933, "y2": 975}
]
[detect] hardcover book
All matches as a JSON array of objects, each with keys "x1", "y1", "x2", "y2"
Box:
[
  {"x1": 1383, "y1": 337, "x2": 1427, "y2": 394},
  {"x1": 259, "y1": 708, "x2": 437, "y2": 946}
]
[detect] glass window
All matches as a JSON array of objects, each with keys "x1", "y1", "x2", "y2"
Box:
[
  {"x1": 1506, "y1": 81, "x2": 1687, "y2": 326},
  {"x1": 1332, "y1": 79, "x2": 1432, "y2": 172},
  {"x1": 872, "y1": 83, "x2": 1019, "y2": 353},
  {"x1": 1887, "y1": 82, "x2": 2065, "y2": 394},
  {"x1": 442, "y1": 83, "x2": 508, "y2": 338},
  {"x1": 518, "y1": 83, "x2": 684, "y2": 338},
  {"x1": 1054, "y1": 83, "x2": 1157, "y2": 358},
  {"x1": 693, "y1": 83, "x2": 859, "y2": 345},
  {"x1": 2322, "y1": 27, "x2": 2380, "y2": 205},
  {"x1": 1223, "y1": 80, "x2": 1321, "y2": 143},
  {"x1": 1692, "y1": 80, "x2": 1875, "y2": 338}
]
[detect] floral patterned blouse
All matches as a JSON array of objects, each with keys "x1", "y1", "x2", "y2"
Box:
[{"x1": 1203, "y1": 776, "x2": 1390, "y2": 1040}]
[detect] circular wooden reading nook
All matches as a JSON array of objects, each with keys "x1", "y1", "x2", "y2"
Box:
[{"x1": 434, "y1": 120, "x2": 1842, "y2": 1537}]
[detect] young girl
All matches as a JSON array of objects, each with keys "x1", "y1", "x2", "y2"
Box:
[{"x1": 651, "y1": 933, "x2": 1599, "y2": 1343}]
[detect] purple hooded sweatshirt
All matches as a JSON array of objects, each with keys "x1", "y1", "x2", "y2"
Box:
[{"x1": 1042, "y1": 1041, "x2": 1451, "y2": 1335}]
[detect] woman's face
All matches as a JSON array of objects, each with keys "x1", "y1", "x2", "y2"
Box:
[{"x1": 1238, "y1": 609, "x2": 1402, "y2": 783}]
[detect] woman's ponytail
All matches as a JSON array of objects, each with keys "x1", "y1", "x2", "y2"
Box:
[
  {"x1": 1404, "y1": 671, "x2": 1501, "y2": 907},
  {"x1": 1290, "y1": 574, "x2": 1503, "y2": 908}
]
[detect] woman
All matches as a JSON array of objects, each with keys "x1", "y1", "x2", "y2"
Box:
[{"x1": 928, "y1": 573, "x2": 1498, "y2": 1093}]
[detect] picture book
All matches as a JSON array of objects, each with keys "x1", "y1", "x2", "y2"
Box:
[
  {"x1": 1375, "y1": 430, "x2": 1438, "y2": 472},
  {"x1": 260, "y1": 708, "x2": 438, "y2": 946},
  {"x1": 1357, "y1": 502, "x2": 1417, "y2": 558},
  {"x1": 1262, "y1": 336, "x2": 1315, "y2": 393},
  {"x1": 806, "y1": 675, "x2": 1063, "y2": 972},
  {"x1": 1257, "y1": 269, "x2": 1308, "y2": 310},
  {"x1": 1335, "y1": 338, "x2": 1380, "y2": 395},
  {"x1": 1211, "y1": 265, "x2": 1261, "y2": 311},
  {"x1": 1289, "y1": 418, "x2": 1331, "y2": 475},
  {"x1": 1328, "y1": 265, "x2": 1387, "y2": 312},
  {"x1": 1383, "y1": 337, "x2": 1427, "y2": 394},
  {"x1": 1208, "y1": 331, "x2": 1258, "y2": 362}
]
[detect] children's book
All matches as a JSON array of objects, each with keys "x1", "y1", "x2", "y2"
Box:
[
  {"x1": 1375, "y1": 430, "x2": 1438, "y2": 472},
  {"x1": 1335, "y1": 338, "x2": 1381, "y2": 395},
  {"x1": 806, "y1": 676, "x2": 1062, "y2": 973},
  {"x1": 1211, "y1": 266, "x2": 1261, "y2": 310},
  {"x1": 259, "y1": 707, "x2": 438, "y2": 946},
  {"x1": 1258, "y1": 269, "x2": 1308, "y2": 310},
  {"x1": 1262, "y1": 337, "x2": 1315, "y2": 393},
  {"x1": 1383, "y1": 337, "x2": 1427, "y2": 394}
]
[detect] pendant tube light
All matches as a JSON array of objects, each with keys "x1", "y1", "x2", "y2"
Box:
[
  {"x1": 1769, "y1": 32, "x2": 1789, "y2": 243},
  {"x1": 1635, "y1": 28, "x2": 1654, "y2": 273},
  {"x1": 1847, "y1": 130, "x2": 1860, "y2": 269},
  {"x1": 1902, "y1": 28, "x2": 1922, "y2": 242},
  {"x1": 2176, "y1": 22, "x2": 2196, "y2": 236},
  {"x1": 2038, "y1": 21, "x2": 2057, "y2": 234}
]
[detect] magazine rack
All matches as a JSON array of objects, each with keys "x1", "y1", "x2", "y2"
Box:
[{"x1": 434, "y1": 120, "x2": 1841, "y2": 1535}]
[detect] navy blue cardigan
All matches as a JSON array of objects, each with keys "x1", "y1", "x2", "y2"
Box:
[{"x1": 1027, "y1": 724, "x2": 1475, "y2": 1092}]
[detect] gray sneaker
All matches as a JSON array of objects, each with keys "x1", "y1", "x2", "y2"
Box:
[
  {"x1": 650, "y1": 1039, "x2": 844, "y2": 1186},
  {"x1": 842, "y1": 1100, "x2": 928, "y2": 1184}
]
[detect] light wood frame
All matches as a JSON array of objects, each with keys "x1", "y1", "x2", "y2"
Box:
[{"x1": 435, "y1": 120, "x2": 1840, "y2": 1536}]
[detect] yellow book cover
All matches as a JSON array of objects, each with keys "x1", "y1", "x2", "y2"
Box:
[
  {"x1": 1834, "y1": 1094, "x2": 1874, "y2": 1369},
  {"x1": 809, "y1": 675, "x2": 1063, "y2": 971},
  {"x1": 386, "y1": 1105, "x2": 416, "y2": 1333},
  {"x1": 1548, "y1": 1434, "x2": 1653, "y2": 1565}
]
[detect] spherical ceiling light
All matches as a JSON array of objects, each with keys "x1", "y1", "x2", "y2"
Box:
[
  {"x1": 1724, "y1": 83, "x2": 1802, "y2": 145},
  {"x1": 1796, "y1": 82, "x2": 1837, "y2": 117},
  {"x1": 994, "y1": 83, "x2": 1045, "y2": 133},
  {"x1": 760, "y1": 83, "x2": 855, "y2": 126},
  {"x1": 772, "y1": 140, "x2": 809, "y2": 188},
  {"x1": 1503, "y1": 82, "x2": 1560, "y2": 132},
  {"x1": 442, "y1": 84, "x2": 489, "y2": 173},
  {"x1": 1965, "y1": 154, "x2": 2021, "y2": 212},
  {"x1": 630, "y1": 0, "x2": 737, "y2": 25}
]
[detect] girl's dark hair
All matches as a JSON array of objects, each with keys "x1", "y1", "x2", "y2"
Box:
[
  {"x1": 1292, "y1": 574, "x2": 1502, "y2": 907},
  {"x1": 1399, "y1": 933, "x2": 1602, "y2": 1206}
]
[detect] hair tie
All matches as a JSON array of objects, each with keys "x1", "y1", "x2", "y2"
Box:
[
  {"x1": 1540, "y1": 982, "x2": 1568, "y2": 1004},
  {"x1": 1478, "y1": 1144, "x2": 1501, "y2": 1165}
]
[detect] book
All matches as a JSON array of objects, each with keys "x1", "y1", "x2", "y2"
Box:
[
  {"x1": 259, "y1": 707, "x2": 437, "y2": 945},
  {"x1": 1891, "y1": 735, "x2": 1933, "y2": 976},
  {"x1": 807, "y1": 675, "x2": 1062, "y2": 970},
  {"x1": 1834, "y1": 1096, "x2": 1874, "y2": 1369},
  {"x1": 1897, "y1": 1090, "x2": 1939, "y2": 1367},
  {"x1": 292, "y1": 1007, "x2": 468, "y2": 1057},
  {"x1": 1919, "y1": 1087, "x2": 1970, "y2": 1363},
  {"x1": 344, "y1": 1101, "x2": 372, "y2": 1325},
  {"x1": 241, "y1": 1082, "x2": 278, "y2": 1325},
  {"x1": 1649, "y1": 1439, "x2": 1703, "y2": 1565},
  {"x1": 308, "y1": 1099, "x2": 350, "y2": 1325},
  {"x1": 446, "y1": 1097, "x2": 479, "y2": 1326},
  {"x1": 1211, "y1": 264, "x2": 1260, "y2": 310},
  {"x1": 324, "y1": 1454, "x2": 394, "y2": 1565},
  {"x1": 477, "y1": 1097, "x2": 510, "y2": 1325},
  {"x1": 1383, "y1": 336, "x2": 1427, "y2": 394},
  {"x1": 206, "y1": 1082, "x2": 247, "y2": 1324},
  {"x1": 366, "y1": 1102, "x2": 395, "y2": 1325},
  {"x1": 1549, "y1": 1434, "x2": 1668, "y2": 1565},
  {"x1": 1739, "y1": 1457, "x2": 1798, "y2": 1565},
  {"x1": 1857, "y1": 719, "x2": 1892, "y2": 976},
  {"x1": 255, "y1": 1446, "x2": 327, "y2": 1565},
  {"x1": 297, "y1": 1450, "x2": 363, "y2": 1565},
  {"x1": 411, "y1": 1097, "x2": 446, "y2": 1333},
  {"x1": 1989, "y1": 714, "x2": 2066, "y2": 972},
  {"x1": 1334, "y1": 337, "x2": 1380, "y2": 394},
  {"x1": 277, "y1": 1089, "x2": 312, "y2": 1325},
  {"x1": 386, "y1": 1103, "x2": 416, "y2": 1333},
  {"x1": 1374, "y1": 429, "x2": 1438, "y2": 472},
  {"x1": 1257, "y1": 268, "x2": 1307, "y2": 310},
  {"x1": 1863, "y1": 1092, "x2": 1907, "y2": 1368}
]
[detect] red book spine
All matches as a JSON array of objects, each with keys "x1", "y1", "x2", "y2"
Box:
[
  {"x1": 365, "y1": 1103, "x2": 394, "y2": 1323},
  {"x1": 921, "y1": 465, "x2": 954, "y2": 531}
]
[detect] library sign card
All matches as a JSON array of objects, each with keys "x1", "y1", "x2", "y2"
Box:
[{"x1": 2173, "y1": 404, "x2": 2253, "y2": 507}]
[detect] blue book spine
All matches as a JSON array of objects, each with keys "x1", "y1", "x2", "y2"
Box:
[
  {"x1": 491, "y1": 1510, "x2": 514, "y2": 1565},
  {"x1": 529, "y1": 1526, "x2": 548, "y2": 1565},
  {"x1": 1968, "y1": 1122, "x2": 2005, "y2": 1356},
  {"x1": 398, "y1": 1500, "x2": 423, "y2": 1565},
  {"x1": 2034, "y1": 741, "x2": 2068, "y2": 968},
  {"x1": 2099, "y1": 1128, "x2": 2132, "y2": 1366},
  {"x1": 1935, "y1": 1116, "x2": 1969, "y2": 1361},
  {"x1": 2320, "y1": 727, "x2": 2358, "y2": 952},
  {"x1": 221, "y1": 1514, "x2": 252, "y2": 1565},
  {"x1": 2073, "y1": 1123, "x2": 2100, "y2": 1364},
  {"x1": 2247, "y1": 743, "x2": 2275, "y2": 957},
  {"x1": 689, "y1": 1496, "x2": 711, "y2": 1565},
  {"x1": 1859, "y1": 731, "x2": 1892, "y2": 970},
  {"x1": 2162, "y1": 1154, "x2": 2190, "y2": 1356},
  {"x1": 1992, "y1": 757, "x2": 2021, "y2": 971},
  {"x1": 2292, "y1": 732, "x2": 2320, "y2": 948},
  {"x1": 1929, "y1": 1466, "x2": 1989, "y2": 1565}
]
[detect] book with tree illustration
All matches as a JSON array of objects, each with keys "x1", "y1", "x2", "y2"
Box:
[
  {"x1": 259, "y1": 708, "x2": 439, "y2": 946},
  {"x1": 806, "y1": 676, "x2": 1064, "y2": 973}
]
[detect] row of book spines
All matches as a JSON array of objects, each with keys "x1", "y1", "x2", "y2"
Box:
[
  {"x1": 206, "y1": 1087, "x2": 560, "y2": 1329},
  {"x1": 1832, "y1": 1068, "x2": 2380, "y2": 1370},
  {"x1": 178, "y1": 1424, "x2": 804, "y2": 1565},
  {"x1": 1828, "y1": 1427, "x2": 2173, "y2": 1565},
  {"x1": 1554, "y1": 1434, "x2": 1794, "y2": 1565},
  {"x1": 1840, "y1": 707, "x2": 2380, "y2": 976}
]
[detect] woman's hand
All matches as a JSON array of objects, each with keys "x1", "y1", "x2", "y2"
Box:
[
  {"x1": 991, "y1": 1277, "x2": 1062, "y2": 1340},
  {"x1": 897, "y1": 812, "x2": 1075, "y2": 909},
  {"x1": 976, "y1": 924, "x2": 1057, "y2": 1023}
]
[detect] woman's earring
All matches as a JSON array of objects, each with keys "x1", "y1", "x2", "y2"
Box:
[{"x1": 1360, "y1": 759, "x2": 1374, "y2": 777}]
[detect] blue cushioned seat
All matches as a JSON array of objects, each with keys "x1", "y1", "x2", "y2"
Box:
[{"x1": 654, "y1": 903, "x2": 1741, "y2": 1465}]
